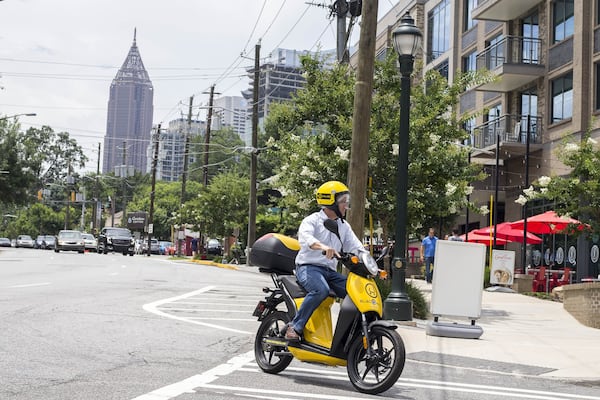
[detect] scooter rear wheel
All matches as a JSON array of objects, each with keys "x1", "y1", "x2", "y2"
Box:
[
  {"x1": 254, "y1": 311, "x2": 292, "y2": 374},
  {"x1": 347, "y1": 325, "x2": 406, "y2": 394}
]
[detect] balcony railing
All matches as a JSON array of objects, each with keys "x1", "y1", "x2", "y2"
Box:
[
  {"x1": 472, "y1": 114, "x2": 542, "y2": 149},
  {"x1": 476, "y1": 36, "x2": 542, "y2": 71}
]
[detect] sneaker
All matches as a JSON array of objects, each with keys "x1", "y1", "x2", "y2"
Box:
[{"x1": 285, "y1": 325, "x2": 300, "y2": 340}]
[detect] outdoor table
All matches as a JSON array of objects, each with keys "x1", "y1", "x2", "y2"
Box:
[{"x1": 529, "y1": 268, "x2": 573, "y2": 292}]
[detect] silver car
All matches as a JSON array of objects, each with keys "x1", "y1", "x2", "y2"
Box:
[
  {"x1": 54, "y1": 230, "x2": 85, "y2": 253},
  {"x1": 81, "y1": 233, "x2": 97, "y2": 252},
  {"x1": 16, "y1": 235, "x2": 35, "y2": 248}
]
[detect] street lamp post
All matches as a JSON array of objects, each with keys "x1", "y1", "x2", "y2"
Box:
[{"x1": 383, "y1": 12, "x2": 422, "y2": 321}]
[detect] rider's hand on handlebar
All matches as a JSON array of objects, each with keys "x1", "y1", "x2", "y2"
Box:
[{"x1": 321, "y1": 245, "x2": 340, "y2": 260}]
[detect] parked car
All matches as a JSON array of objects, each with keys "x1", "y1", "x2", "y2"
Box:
[
  {"x1": 42, "y1": 235, "x2": 55, "y2": 250},
  {"x1": 15, "y1": 234, "x2": 35, "y2": 248},
  {"x1": 35, "y1": 235, "x2": 55, "y2": 250},
  {"x1": 54, "y1": 230, "x2": 85, "y2": 253},
  {"x1": 81, "y1": 233, "x2": 97, "y2": 252},
  {"x1": 0, "y1": 237, "x2": 11, "y2": 247},
  {"x1": 97, "y1": 227, "x2": 135, "y2": 256},
  {"x1": 206, "y1": 239, "x2": 223, "y2": 256},
  {"x1": 34, "y1": 235, "x2": 45, "y2": 249},
  {"x1": 141, "y1": 238, "x2": 160, "y2": 255},
  {"x1": 158, "y1": 241, "x2": 172, "y2": 255}
]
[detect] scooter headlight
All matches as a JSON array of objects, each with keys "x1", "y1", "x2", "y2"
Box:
[{"x1": 359, "y1": 251, "x2": 379, "y2": 277}]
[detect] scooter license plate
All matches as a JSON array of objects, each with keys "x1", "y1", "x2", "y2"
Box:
[{"x1": 252, "y1": 300, "x2": 266, "y2": 317}]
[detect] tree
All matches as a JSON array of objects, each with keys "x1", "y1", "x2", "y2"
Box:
[
  {"x1": 262, "y1": 54, "x2": 490, "y2": 239},
  {"x1": 188, "y1": 127, "x2": 248, "y2": 184},
  {"x1": 515, "y1": 128, "x2": 600, "y2": 234},
  {"x1": 0, "y1": 119, "x2": 37, "y2": 205},
  {"x1": 181, "y1": 171, "x2": 249, "y2": 242},
  {"x1": 127, "y1": 180, "x2": 202, "y2": 240}
]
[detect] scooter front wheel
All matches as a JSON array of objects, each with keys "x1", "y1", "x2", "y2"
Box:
[
  {"x1": 254, "y1": 311, "x2": 292, "y2": 374},
  {"x1": 347, "y1": 326, "x2": 406, "y2": 395}
]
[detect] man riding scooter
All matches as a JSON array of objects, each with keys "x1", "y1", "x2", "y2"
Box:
[{"x1": 285, "y1": 181, "x2": 367, "y2": 340}]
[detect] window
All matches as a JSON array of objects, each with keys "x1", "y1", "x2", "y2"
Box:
[
  {"x1": 595, "y1": 63, "x2": 600, "y2": 110},
  {"x1": 464, "y1": 0, "x2": 477, "y2": 32},
  {"x1": 553, "y1": 0, "x2": 574, "y2": 43},
  {"x1": 551, "y1": 72, "x2": 573, "y2": 123},
  {"x1": 520, "y1": 89, "x2": 538, "y2": 142},
  {"x1": 522, "y1": 13, "x2": 540, "y2": 64},
  {"x1": 463, "y1": 116, "x2": 476, "y2": 146},
  {"x1": 427, "y1": 0, "x2": 450, "y2": 63},
  {"x1": 462, "y1": 50, "x2": 477, "y2": 72},
  {"x1": 486, "y1": 35, "x2": 504, "y2": 70},
  {"x1": 435, "y1": 59, "x2": 449, "y2": 80}
]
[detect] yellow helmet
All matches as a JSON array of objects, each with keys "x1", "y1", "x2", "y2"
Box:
[{"x1": 316, "y1": 181, "x2": 349, "y2": 206}]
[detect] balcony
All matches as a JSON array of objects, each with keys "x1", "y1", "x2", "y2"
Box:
[
  {"x1": 472, "y1": 0, "x2": 543, "y2": 22},
  {"x1": 472, "y1": 114, "x2": 542, "y2": 157},
  {"x1": 474, "y1": 36, "x2": 545, "y2": 92}
]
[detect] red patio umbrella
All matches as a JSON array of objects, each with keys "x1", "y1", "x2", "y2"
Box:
[
  {"x1": 510, "y1": 210, "x2": 585, "y2": 234},
  {"x1": 473, "y1": 222, "x2": 542, "y2": 244},
  {"x1": 460, "y1": 231, "x2": 509, "y2": 246}
]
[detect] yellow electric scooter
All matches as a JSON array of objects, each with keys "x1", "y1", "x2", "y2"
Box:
[{"x1": 251, "y1": 219, "x2": 406, "y2": 395}]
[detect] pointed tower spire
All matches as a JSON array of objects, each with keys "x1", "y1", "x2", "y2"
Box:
[{"x1": 114, "y1": 29, "x2": 150, "y2": 82}]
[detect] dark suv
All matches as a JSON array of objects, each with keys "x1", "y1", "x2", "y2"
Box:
[{"x1": 97, "y1": 227, "x2": 135, "y2": 256}]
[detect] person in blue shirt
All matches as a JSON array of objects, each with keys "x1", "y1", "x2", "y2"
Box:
[{"x1": 420, "y1": 228, "x2": 438, "y2": 283}]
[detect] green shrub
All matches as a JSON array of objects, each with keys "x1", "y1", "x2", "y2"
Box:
[{"x1": 375, "y1": 277, "x2": 429, "y2": 320}]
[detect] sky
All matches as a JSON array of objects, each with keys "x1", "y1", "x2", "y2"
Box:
[{"x1": 0, "y1": 0, "x2": 396, "y2": 174}]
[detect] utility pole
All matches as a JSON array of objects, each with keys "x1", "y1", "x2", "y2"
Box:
[
  {"x1": 308, "y1": 1, "x2": 360, "y2": 64},
  {"x1": 203, "y1": 84, "x2": 219, "y2": 186},
  {"x1": 94, "y1": 142, "x2": 101, "y2": 234},
  {"x1": 147, "y1": 124, "x2": 160, "y2": 256},
  {"x1": 334, "y1": 0, "x2": 348, "y2": 63},
  {"x1": 178, "y1": 96, "x2": 193, "y2": 256},
  {"x1": 346, "y1": 0, "x2": 377, "y2": 238},
  {"x1": 247, "y1": 40, "x2": 260, "y2": 252},
  {"x1": 121, "y1": 140, "x2": 127, "y2": 227}
]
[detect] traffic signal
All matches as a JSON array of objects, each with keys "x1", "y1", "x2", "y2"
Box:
[
  {"x1": 70, "y1": 191, "x2": 76, "y2": 202},
  {"x1": 37, "y1": 190, "x2": 43, "y2": 200}
]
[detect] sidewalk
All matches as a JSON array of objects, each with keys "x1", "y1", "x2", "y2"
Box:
[
  {"x1": 402, "y1": 279, "x2": 600, "y2": 380},
  {"x1": 193, "y1": 260, "x2": 600, "y2": 380}
]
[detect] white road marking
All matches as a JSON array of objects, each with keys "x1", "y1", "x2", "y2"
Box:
[
  {"x1": 130, "y1": 351, "x2": 254, "y2": 400},
  {"x1": 142, "y1": 286, "x2": 253, "y2": 334},
  {"x1": 7, "y1": 282, "x2": 51, "y2": 288}
]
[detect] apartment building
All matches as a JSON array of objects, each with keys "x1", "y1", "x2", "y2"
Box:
[{"x1": 366, "y1": 1, "x2": 597, "y2": 279}]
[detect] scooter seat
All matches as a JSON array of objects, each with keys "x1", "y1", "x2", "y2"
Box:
[{"x1": 279, "y1": 275, "x2": 337, "y2": 299}]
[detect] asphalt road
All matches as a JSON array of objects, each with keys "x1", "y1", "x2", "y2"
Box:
[{"x1": 1, "y1": 247, "x2": 598, "y2": 400}]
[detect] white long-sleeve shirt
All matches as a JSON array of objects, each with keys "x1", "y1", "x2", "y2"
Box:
[{"x1": 295, "y1": 210, "x2": 365, "y2": 270}]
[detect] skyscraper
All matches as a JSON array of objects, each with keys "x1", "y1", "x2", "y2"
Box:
[{"x1": 102, "y1": 29, "x2": 154, "y2": 175}]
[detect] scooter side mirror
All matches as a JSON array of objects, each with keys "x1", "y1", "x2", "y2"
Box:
[{"x1": 323, "y1": 219, "x2": 340, "y2": 240}]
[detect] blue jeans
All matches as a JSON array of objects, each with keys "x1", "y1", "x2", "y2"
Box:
[
  {"x1": 289, "y1": 265, "x2": 347, "y2": 334},
  {"x1": 424, "y1": 256, "x2": 434, "y2": 282}
]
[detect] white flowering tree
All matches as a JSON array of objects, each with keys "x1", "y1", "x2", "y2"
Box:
[
  {"x1": 515, "y1": 130, "x2": 600, "y2": 233},
  {"x1": 262, "y1": 54, "x2": 490, "y2": 238}
]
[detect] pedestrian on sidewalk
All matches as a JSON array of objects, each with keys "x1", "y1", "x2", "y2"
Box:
[{"x1": 420, "y1": 227, "x2": 438, "y2": 283}]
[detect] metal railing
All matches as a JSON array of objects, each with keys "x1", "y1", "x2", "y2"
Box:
[
  {"x1": 476, "y1": 36, "x2": 542, "y2": 71},
  {"x1": 472, "y1": 114, "x2": 542, "y2": 149}
]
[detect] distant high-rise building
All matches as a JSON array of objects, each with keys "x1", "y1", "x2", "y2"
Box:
[
  {"x1": 241, "y1": 48, "x2": 311, "y2": 145},
  {"x1": 213, "y1": 96, "x2": 248, "y2": 141},
  {"x1": 102, "y1": 29, "x2": 154, "y2": 175},
  {"x1": 157, "y1": 118, "x2": 205, "y2": 182}
]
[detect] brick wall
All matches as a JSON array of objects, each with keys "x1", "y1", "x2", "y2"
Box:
[{"x1": 562, "y1": 282, "x2": 600, "y2": 329}]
